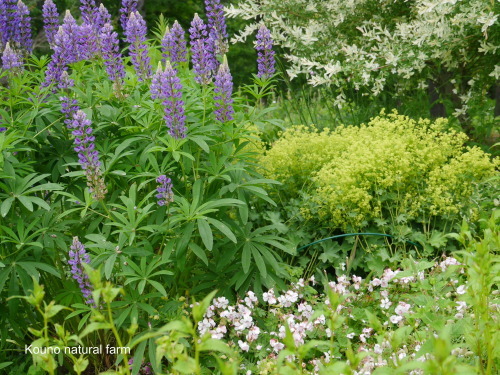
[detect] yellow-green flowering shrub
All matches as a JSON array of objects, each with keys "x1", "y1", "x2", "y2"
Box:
[{"x1": 261, "y1": 112, "x2": 498, "y2": 230}]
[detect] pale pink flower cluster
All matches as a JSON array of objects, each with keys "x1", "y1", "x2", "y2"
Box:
[
  {"x1": 193, "y1": 264, "x2": 471, "y2": 374},
  {"x1": 438, "y1": 256, "x2": 463, "y2": 272}
]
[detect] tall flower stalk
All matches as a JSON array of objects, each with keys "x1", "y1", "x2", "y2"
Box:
[
  {"x1": 151, "y1": 62, "x2": 187, "y2": 139},
  {"x1": 119, "y1": 0, "x2": 138, "y2": 31},
  {"x1": 189, "y1": 13, "x2": 214, "y2": 85},
  {"x1": 161, "y1": 20, "x2": 187, "y2": 68},
  {"x1": 13, "y1": 0, "x2": 32, "y2": 53},
  {"x1": 213, "y1": 56, "x2": 234, "y2": 122},
  {"x1": 205, "y1": 0, "x2": 228, "y2": 57},
  {"x1": 156, "y1": 175, "x2": 174, "y2": 206},
  {"x1": 100, "y1": 22, "x2": 125, "y2": 87},
  {"x1": 1, "y1": 42, "x2": 22, "y2": 70},
  {"x1": 79, "y1": 0, "x2": 96, "y2": 24},
  {"x1": 42, "y1": 0, "x2": 59, "y2": 47},
  {"x1": 255, "y1": 24, "x2": 275, "y2": 79},
  {"x1": 124, "y1": 11, "x2": 152, "y2": 81},
  {"x1": 68, "y1": 236, "x2": 94, "y2": 306},
  {"x1": 68, "y1": 110, "x2": 107, "y2": 200}
]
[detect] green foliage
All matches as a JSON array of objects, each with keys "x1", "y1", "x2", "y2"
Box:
[{"x1": 261, "y1": 110, "x2": 497, "y2": 231}]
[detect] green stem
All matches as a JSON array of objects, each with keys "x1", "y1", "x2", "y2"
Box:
[{"x1": 107, "y1": 300, "x2": 131, "y2": 375}]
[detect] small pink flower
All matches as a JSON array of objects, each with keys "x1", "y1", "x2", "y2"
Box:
[{"x1": 238, "y1": 340, "x2": 250, "y2": 352}]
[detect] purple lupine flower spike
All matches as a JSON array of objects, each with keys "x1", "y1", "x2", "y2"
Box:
[
  {"x1": 78, "y1": 22, "x2": 99, "y2": 60},
  {"x1": 205, "y1": 0, "x2": 228, "y2": 56},
  {"x1": 255, "y1": 25, "x2": 275, "y2": 79},
  {"x1": 100, "y1": 23, "x2": 125, "y2": 85},
  {"x1": 68, "y1": 110, "x2": 107, "y2": 200},
  {"x1": 124, "y1": 11, "x2": 152, "y2": 81},
  {"x1": 0, "y1": 1, "x2": 7, "y2": 49},
  {"x1": 15, "y1": 0, "x2": 32, "y2": 53},
  {"x1": 161, "y1": 21, "x2": 187, "y2": 67},
  {"x1": 119, "y1": 0, "x2": 138, "y2": 31},
  {"x1": 68, "y1": 236, "x2": 95, "y2": 306},
  {"x1": 213, "y1": 56, "x2": 234, "y2": 122},
  {"x1": 96, "y1": 4, "x2": 111, "y2": 29},
  {"x1": 58, "y1": 70, "x2": 74, "y2": 89},
  {"x1": 42, "y1": 0, "x2": 59, "y2": 47},
  {"x1": 189, "y1": 14, "x2": 213, "y2": 84},
  {"x1": 1, "y1": 0, "x2": 17, "y2": 47},
  {"x1": 151, "y1": 62, "x2": 187, "y2": 139},
  {"x1": 61, "y1": 11, "x2": 80, "y2": 63},
  {"x1": 79, "y1": 0, "x2": 96, "y2": 24},
  {"x1": 43, "y1": 27, "x2": 68, "y2": 87},
  {"x1": 0, "y1": 127, "x2": 7, "y2": 132},
  {"x1": 60, "y1": 96, "x2": 80, "y2": 126},
  {"x1": 156, "y1": 175, "x2": 174, "y2": 206},
  {"x1": 2, "y1": 42, "x2": 22, "y2": 70}
]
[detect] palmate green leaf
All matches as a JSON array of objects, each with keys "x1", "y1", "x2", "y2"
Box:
[
  {"x1": 197, "y1": 218, "x2": 213, "y2": 251},
  {"x1": 251, "y1": 245, "x2": 267, "y2": 279},
  {"x1": 104, "y1": 253, "x2": 118, "y2": 280},
  {"x1": 206, "y1": 217, "x2": 237, "y2": 243},
  {"x1": 1, "y1": 197, "x2": 14, "y2": 217},
  {"x1": 189, "y1": 243, "x2": 208, "y2": 266},
  {"x1": 242, "y1": 243, "x2": 251, "y2": 274}
]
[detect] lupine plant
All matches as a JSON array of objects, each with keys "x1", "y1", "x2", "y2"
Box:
[
  {"x1": 0, "y1": 2, "x2": 289, "y2": 373},
  {"x1": 0, "y1": 1, "x2": 497, "y2": 374}
]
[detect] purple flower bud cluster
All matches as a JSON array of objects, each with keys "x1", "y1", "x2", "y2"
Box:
[
  {"x1": 68, "y1": 236, "x2": 94, "y2": 306},
  {"x1": 213, "y1": 58, "x2": 234, "y2": 122},
  {"x1": 0, "y1": 0, "x2": 32, "y2": 53},
  {"x1": 14, "y1": 0, "x2": 32, "y2": 53},
  {"x1": 42, "y1": 11, "x2": 78, "y2": 88},
  {"x1": 0, "y1": 127, "x2": 7, "y2": 132},
  {"x1": 100, "y1": 23, "x2": 125, "y2": 85},
  {"x1": 151, "y1": 62, "x2": 187, "y2": 139},
  {"x1": 96, "y1": 4, "x2": 111, "y2": 30},
  {"x1": 119, "y1": 0, "x2": 138, "y2": 31},
  {"x1": 43, "y1": 10, "x2": 97, "y2": 88},
  {"x1": 189, "y1": 14, "x2": 214, "y2": 85},
  {"x1": 0, "y1": 0, "x2": 16, "y2": 48},
  {"x1": 68, "y1": 110, "x2": 107, "y2": 200},
  {"x1": 205, "y1": 0, "x2": 228, "y2": 57},
  {"x1": 42, "y1": 0, "x2": 59, "y2": 47},
  {"x1": 60, "y1": 96, "x2": 79, "y2": 126},
  {"x1": 79, "y1": 0, "x2": 96, "y2": 25},
  {"x1": 124, "y1": 11, "x2": 152, "y2": 82},
  {"x1": 78, "y1": 22, "x2": 99, "y2": 61},
  {"x1": 155, "y1": 175, "x2": 174, "y2": 206},
  {"x1": 2, "y1": 42, "x2": 22, "y2": 70},
  {"x1": 60, "y1": 11, "x2": 80, "y2": 64},
  {"x1": 161, "y1": 21, "x2": 187, "y2": 68},
  {"x1": 58, "y1": 70, "x2": 74, "y2": 89},
  {"x1": 255, "y1": 25, "x2": 275, "y2": 79}
]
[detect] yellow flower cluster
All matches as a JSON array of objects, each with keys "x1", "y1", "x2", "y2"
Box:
[{"x1": 261, "y1": 112, "x2": 498, "y2": 229}]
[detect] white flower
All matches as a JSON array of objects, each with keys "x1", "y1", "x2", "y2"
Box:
[
  {"x1": 374, "y1": 344, "x2": 383, "y2": 354},
  {"x1": 246, "y1": 326, "x2": 260, "y2": 342},
  {"x1": 238, "y1": 340, "x2": 250, "y2": 352},
  {"x1": 270, "y1": 338, "x2": 284, "y2": 353},
  {"x1": 456, "y1": 301, "x2": 467, "y2": 312},
  {"x1": 395, "y1": 302, "x2": 411, "y2": 316},
  {"x1": 390, "y1": 315, "x2": 403, "y2": 324},
  {"x1": 381, "y1": 298, "x2": 392, "y2": 309},
  {"x1": 456, "y1": 285, "x2": 466, "y2": 295},
  {"x1": 263, "y1": 289, "x2": 277, "y2": 304}
]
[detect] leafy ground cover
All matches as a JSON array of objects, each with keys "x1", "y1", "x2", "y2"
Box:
[{"x1": 0, "y1": 0, "x2": 498, "y2": 374}]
